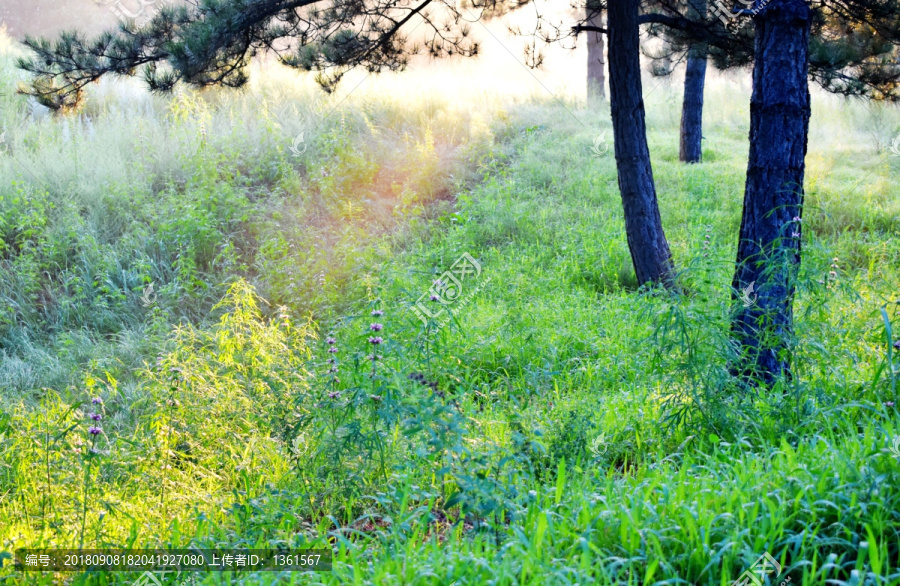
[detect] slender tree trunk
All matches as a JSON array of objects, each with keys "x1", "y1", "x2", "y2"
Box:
[
  {"x1": 679, "y1": 0, "x2": 708, "y2": 163},
  {"x1": 606, "y1": 0, "x2": 675, "y2": 286},
  {"x1": 731, "y1": 0, "x2": 811, "y2": 384},
  {"x1": 679, "y1": 55, "x2": 707, "y2": 163},
  {"x1": 586, "y1": 7, "x2": 606, "y2": 99}
]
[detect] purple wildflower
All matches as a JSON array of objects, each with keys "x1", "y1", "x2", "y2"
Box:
[
  {"x1": 88, "y1": 427, "x2": 102, "y2": 436},
  {"x1": 91, "y1": 397, "x2": 102, "y2": 405},
  {"x1": 326, "y1": 337, "x2": 336, "y2": 345},
  {"x1": 90, "y1": 413, "x2": 102, "y2": 422},
  {"x1": 371, "y1": 309, "x2": 384, "y2": 317},
  {"x1": 885, "y1": 401, "x2": 895, "y2": 407},
  {"x1": 792, "y1": 231, "x2": 800, "y2": 238},
  {"x1": 328, "y1": 391, "x2": 341, "y2": 399},
  {"x1": 370, "y1": 323, "x2": 383, "y2": 332},
  {"x1": 368, "y1": 336, "x2": 383, "y2": 345},
  {"x1": 793, "y1": 216, "x2": 802, "y2": 222},
  {"x1": 327, "y1": 358, "x2": 336, "y2": 364},
  {"x1": 328, "y1": 347, "x2": 338, "y2": 354},
  {"x1": 430, "y1": 294, "x2": 440, "y2": 302}
]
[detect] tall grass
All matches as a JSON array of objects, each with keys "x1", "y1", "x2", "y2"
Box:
[{"x1": 1, "y1": 26, "x2": 900, "y2": 586}]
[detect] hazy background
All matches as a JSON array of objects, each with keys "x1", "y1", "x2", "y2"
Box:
[
  {"x1": 0, "y1": 0, "x2": 630, "y2": 101},
  {"x1": 0, "y1": 0, "x2": 118, "y2": 37}
]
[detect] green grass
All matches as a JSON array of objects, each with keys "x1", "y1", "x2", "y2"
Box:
[{"x1": 1, "y1": 29, "x2": 900, "y2": 585}]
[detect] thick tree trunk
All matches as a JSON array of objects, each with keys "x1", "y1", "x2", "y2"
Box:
[
  {"x1": 679, "y1": 0, "x2": 708, "y2": 164},
  {"x1": 586, "y1": 8, "x2": 606, "y2": 99},
  {"x1": 731, "y1": 0, "x2": 811, "y2": 384},
  {"x1": 607, "y1": 0, "x2": 674, "y2": 286}
]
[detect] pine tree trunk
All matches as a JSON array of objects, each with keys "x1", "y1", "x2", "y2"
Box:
[
  {"x1": 586, "y1": 8, "x2": 606, "y2": 99},
  {"x1": 679, "y1": 0, "x2": 708, "y2": 164},
  {"x1": 731, "y1": 0, "x2": 811, "y2": 384},
  {"x1": 679, "y1": 54, "x2": 707, "y2": 163},
  {"x1": 679, "y1": 0, "x2": 707, "y2": 163},
  {"x1": 607, "y1": 0, "x2": 674, "y2": 286}
]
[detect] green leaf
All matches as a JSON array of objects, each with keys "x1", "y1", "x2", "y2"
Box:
[
  {"x1": 555, "y1": 459, "x2": 566, "y2": 505},
  {"x1": 865, "y1": 524, "x2": 882, "y2": 575}
]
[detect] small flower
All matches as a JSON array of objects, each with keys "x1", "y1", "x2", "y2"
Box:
[
  {"x1": 430, "y1": 295, "x2": 440, "y2": 302},
  {"x1": 885, "y1": 401, "x2": 895, "y2": 407},
  {"x1": 326, "y1": 337, "x2": 337, "y2": 345},
  {"x1": 327, "y1": 358, "x2": 336, "y2": 364},
  {"x1": 829, "y1": 270, "x2": 837, "y2": 277},
  {"x1": 370, "y1": 323, "x2": 383, "y2": 332},
  {"x1": 368, "y1": 336, "x2": 383, "y2": 345},
  {"x1": 792, "y1": 231, "x2": 800, "y2": 238},
  {"x1": 327, "y1": 367, "x2": 338, "y2": 373},
  {"x1": 433, "y1": 279, "x2": 445, "y2": 287},
  {"x1": 371, "y1": 309, "x2": 384, "y2": 317},
  {"x1": 328, "y1": 347, "x2": 338, "y2": 354},
  {"x1": 88, "y1": 427, "x2": 102, "y2": 436},
  {"x1": 366, "y1": 354, "x2": 378, "y2": 362},
  {"x1": 91, "y1": 397, "x2": 102, "y2": 405},
  {"x1": 90, "y1": 413, "x2": 102, "y2": 421},
  {"x1": 369, "y1": 395, "x2": 382, "y2": 402},
  {"x1": 328, "y1": 391, "x2": 341, "y2": 399},
  {"x1": 793, "y1": 216, "x2": 802, "y2": 222}
]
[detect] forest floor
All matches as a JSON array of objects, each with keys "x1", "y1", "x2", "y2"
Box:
[{"x1": 1, "y1": 30, "x2": 900, "y2": 585}]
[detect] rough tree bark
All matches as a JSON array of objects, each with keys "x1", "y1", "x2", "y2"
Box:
[
  {"x1": 731, "y1": 0, "x2": 811, "y2": 384},
  {"x1": 679, "y1": 0, "x2": 708, "y2": 163},
  {"x1": 586, "y1": 7, "x2": 606, "y2": 99},
  {"x1": 607, "y1": 0, "x2": 675, "y2": 285}
]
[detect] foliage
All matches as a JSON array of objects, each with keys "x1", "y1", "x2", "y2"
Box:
[
  {"x1": 2, "y1": 38, "x2": 900, "y2": 585},
  {"x1": 17, "y1": 0, "x2": 487, "y2": 108}
]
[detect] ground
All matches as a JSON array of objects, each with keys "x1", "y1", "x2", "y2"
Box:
[{"x1": 1, "y1": 29, "x2": 899, "y2": 585}]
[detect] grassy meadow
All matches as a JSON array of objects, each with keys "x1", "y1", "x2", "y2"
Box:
[{"x1": 1, "y1": 23, "x2": 900, "y2": 585}]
